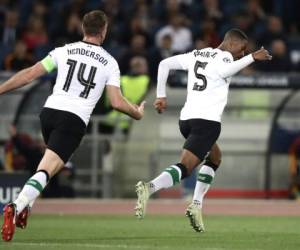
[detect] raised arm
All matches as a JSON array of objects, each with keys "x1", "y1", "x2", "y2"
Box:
[
  {"x1": 0, "y1": 62, "x2": 48, "y2": 95},
  {"x1": 217, "y1": 54, "x2": 254, "y2": 78},
  {"x1": 155, "y1": 54, "x2": 187, "y2": 113},
  {"x1": 217, "y1": 47, "x2": 272, "y2": 78},
  {"x1": 156, "y1": 55, "x2": 185, "y2": 98},
  {"x1": 106, "y1": 85, "x2": 145, "y2": 120}
]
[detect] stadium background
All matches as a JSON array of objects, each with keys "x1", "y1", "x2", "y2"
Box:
[
  {"x1": 0, "y1": 0, "x2": 300, "y2": 196},
  {"x1": 0, "y1": 1, "x2": 300, "y2": 249}
]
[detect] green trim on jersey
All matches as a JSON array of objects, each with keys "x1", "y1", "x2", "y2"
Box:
[{"x1": 41, "y1": 55, "x2": 57, "y2": 73}]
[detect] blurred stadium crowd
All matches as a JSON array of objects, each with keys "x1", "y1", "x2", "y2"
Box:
[{"x1": 0, "y1": 0, "x2": 300, "y2": 81}]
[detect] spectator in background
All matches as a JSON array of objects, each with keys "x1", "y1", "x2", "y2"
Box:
[
  {"x1": 4, "y1": 40, "x2": 33, "y2": 71},
  {"x1": 165, "y1": 0, "x2": 181, "y2": 18},
  {"x1": 202, "y1": 0, "x2": 223, "y2": 20},
  {"x1": 241, "y1": 38, "x2": 258, "y2": 75},
  {"x1": 258, "y1": 16, "x2": 285, "y2": 46},
  {"x1": 231, "y1": 11, "x2": 254, "y2": 37},
  {"x1": 53, "y1": 12, "x2": 82, "y2": 46},
  {"x1": 101, "y1": 56, "x2": 150, "y2": 135},
  {"x1": 0, "y1": 1, "x2": 299, "y2": 76},
  {"x1": 153, "y1": 0, "x2": 183, "y2": 23},
  {"x1": 256, "y1": 39, "x2": 291, "y2": 72},
  {"x1": 0, "y1": 9, "x2": 19, "y2": 46},
  {"x1": 5, "y1": 125, "x2": 42, "y2": 174},
  {"x1": 155, "y1": 14, "x2": 192, "y2": 54},
  {"x1": 130, "y1": 0, "x2": 153, "y2": 32},
  {"x1": 31, "y1": 0, "x2": 48, "y2": 24},
  {"x1": 63, "y1": 0, "x2": 87, "y2": 18},
  {"x1": 119, "y1": 34, "x2": 149, "y2": 74},
  {"x1": 22, "y1": 16, "x2": 48, "y2": 51},
  {"x1": 246, "y1": 0, "x2": 266, "y2": 24},
  {"x1": 98, "y1": 0, "x2": 125, "y2": 47},
  {"x1": 149, "y1": 34, "x2": 173, "y2": 80},
  {"x1": 194, "y1": 37, "x2": 209, "y2": 50},
  {"x1": 193, "y1": 18, "x2": 221, "y2": 48},
  {"x1": 121, "y1": 15, "x2": 151, "y2": 48},
  {"x1": 99, "y1": 0, "x2": 124, "y2": 25}
]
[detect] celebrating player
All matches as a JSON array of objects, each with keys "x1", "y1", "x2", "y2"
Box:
[
  {"x1": 1, "y1": 10, "x2": 145, "y2": 241},
  {"x1": 135, "y1": 29, "x2": 271, "y2": 232}
]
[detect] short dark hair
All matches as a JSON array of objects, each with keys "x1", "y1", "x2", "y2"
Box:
[
  {"x1": 224, "y1": 28, "x2": 248, "y2": 41},
  {"x1": 82, "y1": 10, "x2": 107, "y2": 36}
]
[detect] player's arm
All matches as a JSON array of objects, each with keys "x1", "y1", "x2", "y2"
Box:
[
  {"x1": 106, "y1": 85, "x2": 145, "y2": 120},
  {"x1": 155, "y1": 55, "x2": 186, "y2": 113},
  {"x1": 217, "y1": 47, "x2": 272, "y2": 78},
  {"x1": 0, "y1": 62, "x2": 48, "y2": 95}
]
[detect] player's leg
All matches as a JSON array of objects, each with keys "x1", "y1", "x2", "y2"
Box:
[
  {"x1": 14, "y1": 109, "x2": 53, "y2": 230},
  {"x1": 15, "y1": 150, "x2": 64, "y2": 230},
  {"x1": 1, "y1": 149, "x2": 64, "y2": 241},
  {"x1": 192, "y1": 143, "x2": 221, "y2": 209},
  {"x1": 16, "y1": 109, "x2": 85, "y2": 217},
  {"x1": 14, "y1": 149, "x2": 64, "y2": 211},
  {"x1": 135, "y1": 148, "x2": 200, "y2": 219},
  {"x1": 135, "y1": 119, "x2": 202, "y2": 219},
  {"x1": 2, "y1": 109, "x2": 86, "y2": 241},
  {"x1": 186, "y1": 143, "x2": 221, "y2": 233},
  {"x1": 183, "y1": 120, "x2": 221, "y2": 233}
]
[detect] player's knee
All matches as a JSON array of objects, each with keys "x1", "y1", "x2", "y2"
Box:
[
  {"x1": 204, "y1": 157, "x2": 221, "y2": 171},
  {"x1": 206, "y1": 146, "x2": 222, "y2": 171},
  {"x1": 37, "y1": 151, "x2": 65, "y2": 178},
  {"x1": 175, "y1": 163, "x2": 191, "y2": 179}
]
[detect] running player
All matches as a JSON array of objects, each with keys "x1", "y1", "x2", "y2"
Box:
[
  {"x1": 135, "y1": 29, "x2": 271, "y2": 232},
  {"x1": 1, "y1": 10, "x2": 145, "y2": 241}
]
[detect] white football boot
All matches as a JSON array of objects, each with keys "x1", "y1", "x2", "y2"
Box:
[
  {"x1": 135, "y1": 181, "x2": 150, "y2": 219},
  {"x1": 185, "y1": 203, "x2": 205, "y2": 233}
]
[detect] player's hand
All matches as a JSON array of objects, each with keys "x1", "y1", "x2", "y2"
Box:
[
  {"x1": 154, "y1": 97, "x2": 167, "y2": 114},
  {"x1": 252, "y1": 46, "x2": 272, "y2": 61},
  {"x1": 135, "y1": 100, "x2": 146, "y2": 120}
]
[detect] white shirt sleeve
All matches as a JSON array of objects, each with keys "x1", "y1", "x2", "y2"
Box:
[
  {"x1": 216, "y1": 52, "x2": 255, "y2": 78},
  {"x1": 48, "y1": 47, "x2": 61, "y2": 66},
  {"x1": 106, "y1": 60, "x2": 121, "y2": 87},
  {"x1": 156, "y1": 53, "x2": 192, "y2": 98}
]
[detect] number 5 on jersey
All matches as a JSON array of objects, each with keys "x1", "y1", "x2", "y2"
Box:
[
  {"x1": 63, "y1": 59, "x2": 97, "y2": 98},
  {"x1": 193, "y1": 61, "x2": 208, "y2": 91}
]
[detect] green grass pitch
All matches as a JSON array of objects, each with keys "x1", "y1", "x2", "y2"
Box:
[{"x1": 1, "y1": 215, "x2": 300, "y2": 250}]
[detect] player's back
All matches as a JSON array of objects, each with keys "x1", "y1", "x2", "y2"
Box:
[
  {"x1": 44, "y1": 41, "x2": 120, "y2": 124},
  {"x1": 180, "y1": 47, "x2": 233, "y2": 122}
]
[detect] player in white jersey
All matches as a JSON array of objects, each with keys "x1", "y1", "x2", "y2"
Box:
[
  {"x1": 1, "y1": 10, "x2": 145, "y2": 241},
  {"x1": 135, "y1": 29, "x2": 272, "y2": 232}
]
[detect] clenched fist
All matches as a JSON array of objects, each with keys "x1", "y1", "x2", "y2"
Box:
[
  {"x1": 154, "y1": 97, "x2": 167, "y2": 114},
  {"x1": 252, "y1": 46, "x2": 272, "y2": 61}
]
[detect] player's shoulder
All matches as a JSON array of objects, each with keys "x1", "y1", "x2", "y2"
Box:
[
  {"x1": 215, "y1": 49, "x2": 233, "y2": 63},
  {"x1": 98, "y1": 46, "x2": 118, "y2": 66},
  {"x1": 51, "y1": 42, "x2": 80, "y2": 53},
  {"x1": 66, "y1": 41, "x2": 81, "y2": 47},
  {"x1": 59, "y1": 41, "x2": 81, "y2": 49}
]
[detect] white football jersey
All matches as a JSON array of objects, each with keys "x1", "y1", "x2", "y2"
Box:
[
  {"x1": 176, "y1": 48, "x2": 234, "y2": 122},
  {"x1": 42, "y1": 41, "x2": 120, "y2": 125}
]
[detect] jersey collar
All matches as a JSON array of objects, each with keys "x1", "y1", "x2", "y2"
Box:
[{"x1": 81, "y1": 41, "x2": 100, "y2": 46}]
